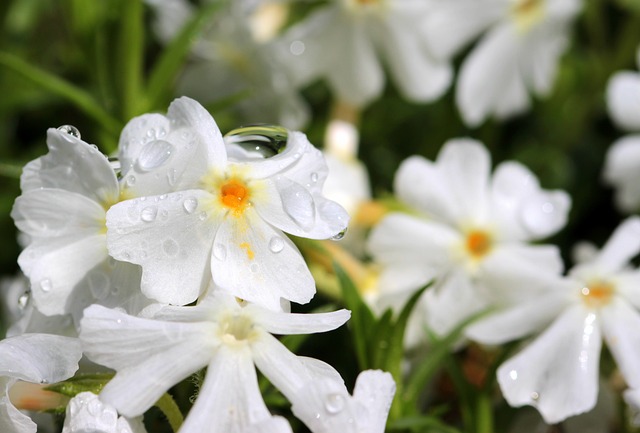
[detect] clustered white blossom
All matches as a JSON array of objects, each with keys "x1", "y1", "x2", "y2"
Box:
[{"x1": 1, "y1": 97, "x2": 395, "y2": 433}]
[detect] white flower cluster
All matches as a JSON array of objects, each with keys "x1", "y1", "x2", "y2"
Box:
[{"x1": 2, "y1": 97, "x2": 396, "y2": 433}]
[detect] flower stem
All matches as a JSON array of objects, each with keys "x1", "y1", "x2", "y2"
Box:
[{"x1": 155, "y1": 392, "x2": 184, "y2": 432}]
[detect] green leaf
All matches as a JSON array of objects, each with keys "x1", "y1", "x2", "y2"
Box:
[
  {"x1": 0, "y1": 52, "x2": 122, "y2": 136},
  {"x1": 117, "y1": 0, "x2": 144, "y2": 119},
  {"x1": 388, "y1": 415, "x2": 463, "y2": 433},
  {"x1": 335, "y1": 261, "x2": 377, "y2": 369},
  {"x1": 45, "y1": 373, "x2": 113, "y2": 397},
  {"x1": 144, "y1": 1, "x2": 226, "y2": 112}
]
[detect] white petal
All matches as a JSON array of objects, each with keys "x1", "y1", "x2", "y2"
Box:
[
  {"x1": 12, "y1": 189, "x2": 104, "y2": 238},
  {"x1": 352, "y1": 370, "x2": 396, "y2": 433},
  {"x1": 600, "y1": 297, "x2": 640, "y2": 388},
  {"x1": 251, "y1": 306, "x2": 350, "y2": 335},
  {"x1": 603, "y1": 135, "x2": 640, "y2": 213},
  {"x1": 497, "y1": 306, "x2": 602, "y2": 424},
  {"x1": 245, "y1": 416, "x2": 293, "y2": 433},
  {"x1": 516, "y1": 189, "x2": 571, "y2": 240},
  {"x1": 592, "y1": 216, "x2": 640, "y2": 273},
  {"x1": 616, "y1": 270, "x2": 640, "y2": 310},
  {"x1": 393, "y1": 155, "x2": 458, "y2": 221},
  {"x1": 18, "y1": 234, "x2": 108, "y2": 316},
  {"x1": 106, "y1": 190, "x2": 219, "y2": 305},
  {"x1": 467, "y1": 289, "x2": 570, "y2": 345},
  {"x1": 62, "y1": 392, "x2": 119, "y2": 433},
  {"x1": 0, "y1": 378, "x2": 35, "y2": 433},
  {"x1": 372, "y1": 13, "x2": 452, "y2": 102},
  {"x1": 180, "y1": 346, "x2": 270, "y2": 433},
  {"x1": 0, "y1": 334, "x2": 81, "y2": 383},
  {"x1": 20, "y1": 129, "x2": 118, "y2": 205},
  {"x1": 80, "y1": 305, "x2": 215, "y2": 416},
  {"x1": 436, "y1": 139, "x2": 491, "y2": 223},
  {"x1": 606, "y1": 71, "x2": 640, "y2": 131},
  {"x1": 367, "y1": 213, "x2": 459, "y2": 293},
  {"x1": 247, "y1": 132, "x2": 350, "y2": 239},
  {"x1": 456, "y1": 24, "x2": 528, "y2": 126},
  {"x1": 211, "y1": 211, "x2": 315, "y2": 310},
  {"x1": 118, "y1": 97, "x2": 224, "y2": 197},
  {"x1": 422, "y1": 0, "x2": 503, "y2": 59}
]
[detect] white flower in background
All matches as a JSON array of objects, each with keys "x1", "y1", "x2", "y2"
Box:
[
  {"x1": 496, "y1": 217, "x2": 640, "y2": 423},
  {"x1": 1, "y1": 334, "x2": 82, "y2": 433},
  {"x1": 108, "y1": 97, "x2": 349, "y2": 310},
  {"x1": 367, "y1": 139, "x2": 570, "y2": 339},
  {"x1": 80, "y1": 290, "x2": 356, "y2": 433},
  {"x1": 10, "y1": 129, "x2": 147, "y2": 321},
  {"x1": 62, "y1": 392, "x2": 146, "y2": 433},
  {"x1": 276, "y1": 0, "x2": 452, "y2": 107},
  {"x1": 424, "y1": 0, "x2": 582, "y2": 126},
  {"x1": 145, "y1": 0, "x2": 308, "y2": 129},
  {"x1": 603, "y1": 46, "x2": 640, "y2": 212},
  {"x1": 290, "y1": 369, "x2": 395, "y2": 433}
]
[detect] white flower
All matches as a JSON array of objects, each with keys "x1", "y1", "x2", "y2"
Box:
[
  {"x1": 496, "y1": 217, "x2": 640, "y2": 423},
  {"x1": 290, "y1": 370, "x2": 395, "y2": 433},
  {"x1": 367, "y1": 139, "x2": 570, "y2": 340},
  {"x1": 0, "y1": 334, "x2": 82, "y2": 433},
  {"x1": 107, "y1": 97, "x2": 349, "y2": 310},
  {"x1": 11, "y1": 129, "x2": 146, "y2": 320},
  {"x1": 276, "y1": 0, "x2": 452, "y2": 107},
  {"x1": 62, "y1": 392, "x2": 146, "y2": 433},
  {"x1": 424, "y1": 0, "x2": 582, "y2": 125},
  {"x1": 603, "y1": 45, "x2": 640, "y2": 212},
  {"x1": 79, "y1": 290, "x2": 353, "y2": 432},
  {"x1": 146, "y1": 0, "x2": 308, "y2": 129}
]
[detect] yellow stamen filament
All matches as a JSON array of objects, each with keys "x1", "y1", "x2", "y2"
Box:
[
  {"x1": 581, "y1": 281, "x2": 615, "y2": 308},
  {"x1": 220, "y1": 179, "x2": 250, "y2": 215},
  {"x1": 466, "y1": 230, "x2": 492, "y2": 259},
  {"x1": 240, "y1": 242, "x2": 255, "y2": 260}
]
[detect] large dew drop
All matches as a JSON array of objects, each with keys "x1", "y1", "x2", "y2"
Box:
[
  {"x1": 57, "y1": 125, "x2": 81, "y2": 139},
  {"x1": 183, "y1": 197, "x2": 198, "y2": 214},
  {"x1": 135, "y1": 140, "x2": 174, "y2": 172},
  {"x1": 140, "y1": 206, "x2": 158, "y2": 222},
  {"x1": 280, "y1": 182, "x2": 316, "y2": 231},
  {"x1": 40, "y1": 279, "x2": 52, "y2": 292},
  {"x1": 269, "y1": 236, "x2": 285, "y2": 253},
  {"x1": 224, "y1": 125, "x2": 288, "y2": 159},
  {"x1": 324, "y1": 393, "x2": 345, "y2": 414}
]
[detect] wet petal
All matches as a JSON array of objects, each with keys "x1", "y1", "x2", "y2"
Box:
[
  {"x1": 80, "y1": 305, "x2": 215, "y2": 417},
  {"x1": 600, "y1": 297, "x2": 640, "y2": 388},
  {"x1": 106, "y1": 190, "x2": 219, "y2": 305},
  {"x1": 211, "y1": 211, "x2": 314, "y2": 310},
  {"x1": 180, "y1": 346, "x2": 270, "y2": 433},
  {"x1": 250, "y1": 306, "x2": 350, "y2": 335},
  {"x1": 497, "y1": 306, "x2": 602, "y2": 424},
  {"x1": 20, "y1": 129, "x2": 118, "y2": 205}
]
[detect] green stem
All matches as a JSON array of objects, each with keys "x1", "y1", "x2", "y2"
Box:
[
  {"x1": 0, "y1": 162, "x2": 23, "y2": 179},
  {"x1": 154, "y1": 392, "x2": 184, "y2": 433},
  {"x1": 0, "y1": 51, "x2": 122, "y2": 136},
  {"x1": 475, "y1": 393, "x2": 494, "y2": 433}
]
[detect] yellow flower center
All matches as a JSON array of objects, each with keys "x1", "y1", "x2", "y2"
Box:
[
  {"x1": 466, "y1": 230, "x2": 493, "y2": 259},
  {"x1": 220, "y1": 179, "x2": 250, "y2": 214},
  {"x1": 511, "y1": 0, "x2": 545, "y2": 32},
  {"x1": 218, "y1": 313, "x2": 257, "y2": 346},
  {"x1": 581, "y1": 280, "x2": 615, "y2": 308}
]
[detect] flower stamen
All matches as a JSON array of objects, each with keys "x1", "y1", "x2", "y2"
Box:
[
  {"x1": 220, "y1": 179, "x2": 250, "y2": 214},
  {"x1": 466, "y1": 230, "x2": 492, "y2": 259},
  {"x1": 581, "y1": 280, "x2": 615, "y2": 308}
]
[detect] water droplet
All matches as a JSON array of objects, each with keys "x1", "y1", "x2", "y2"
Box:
[
  {"x1": 87, "y1": 398, "x2": 101, "y2": 416},
  {"x1": 160, "y1": 209, "x2": 169, "y2": 220},
  {"x1": 324, "y1": 393, "x2": 345, "y2": 414},
  {"x1": 167, "y1": 169, "x2": 178, "y2": 186},
  {"x1": 279, "y1": 182, "x2": 316, "y2": 231},
  {"x1": 224, "y1": 125, "x2": 288, "y2": 158},
  {"x1": 183, "y1": 197, "x2": 198, "y2": 214},
  {"x1": 126, "y1": 175, "x2": 136, "y2": 187},
  {"x1": 88, "y1": 271, "x2": 110, "y2": 300},
  {"x1": 250, "y1": 263, "x2": 259, "y2": 273},
  {"x1": 17, "y1": 291, "x2": 30, "y2": 310},
  {"x1": 290, "y1": 40, "x2": 305, "y2": 56},
  {"x1": 213, "y1": 244, "x2": 227, "y2": 261},
  {"x1": 198, "y1": 211, "x2": 208, "y2": 221},
  {"x1": 530, "y1": 391, "x2": 540, "y2": 401},
  {"x1": 331, "y1": 227, "x2": 348, "y2": 241},
  {"x1": 40, "y1": 279, "x2": 52, "y2": 292},
  {"x1": 269, "y1": 236, "x2": 284, "y2": 253},
  {"x1": 141, "y1": 206, "x2": 158, "y2": 222},
  {"x1": 310, "y1": 172, "x2": 318, "y2": 183},
  {"x1": 116, "y1": 319, "x2": 122, "y2": 324},
  {"x1": 40, "y1": 379, "x2": 49, "y2": 384},
  {"x1": 135, "y1": 140, "x2": 174, "y2": 172},
  {"x1": 163, "y1": 239, "x2": 179, "y2": 256},
  {"x1": 57, "y1": 125, "x2": 81, "y2": 139}
]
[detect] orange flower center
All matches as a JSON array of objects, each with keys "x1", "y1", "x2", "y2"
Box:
[
  {"x1": 466, "y1": 230, "x2": 492, "y2": 259},
  {"x1": 581, "y1": 280, "x2": 615, "y2": 308},
  {"x1": 220, "y1": 179, "x2": 250, "y2": 214}
]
